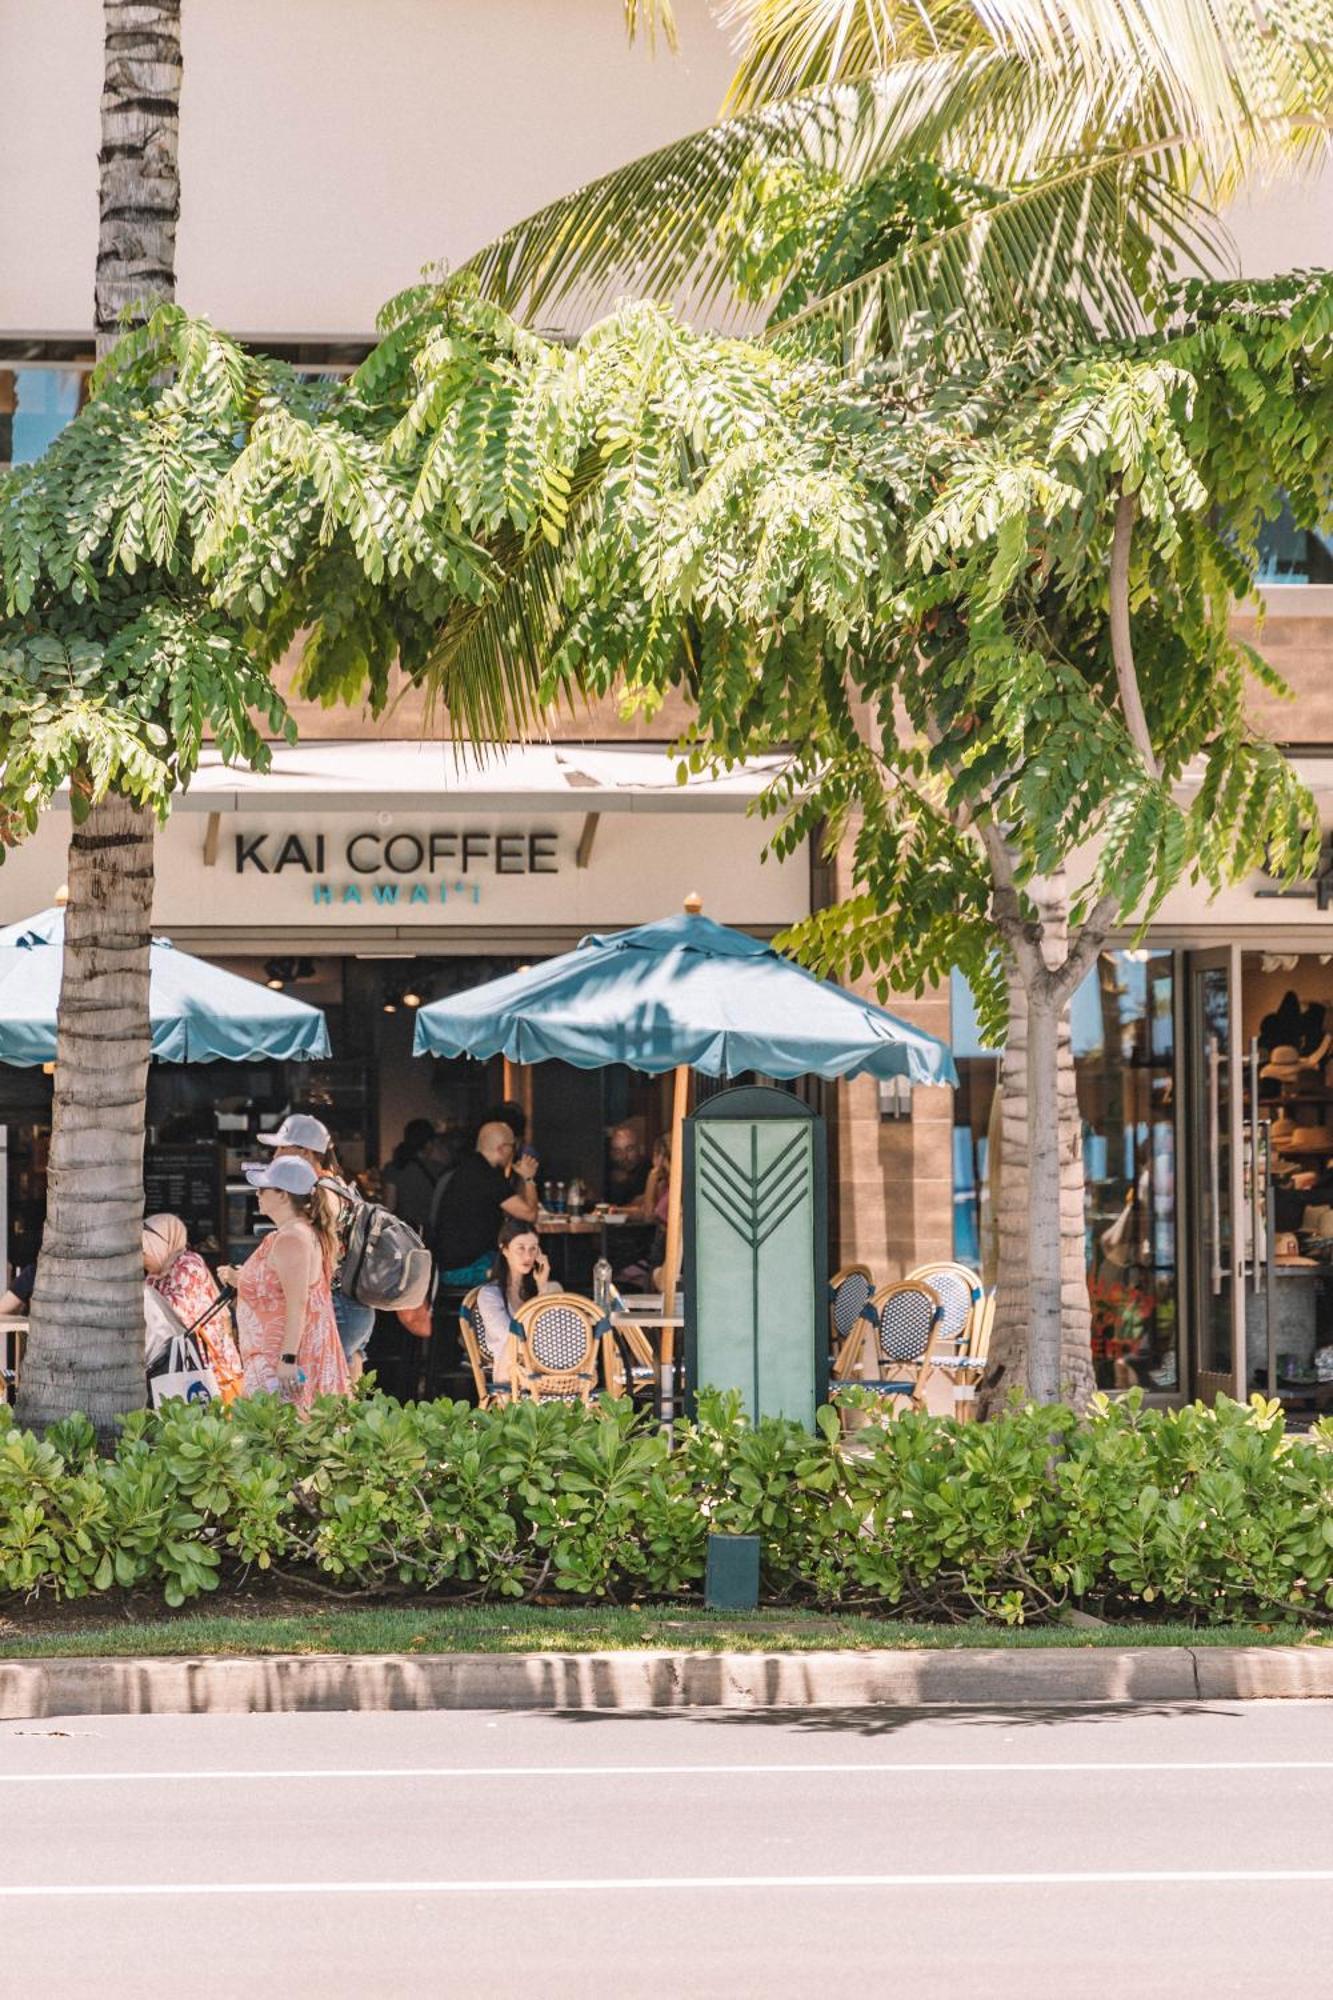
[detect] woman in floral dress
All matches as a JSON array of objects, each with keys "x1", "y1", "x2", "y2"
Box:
[
  {"x1": 143, "y1": 1213, "x2": 244, "y2": 1404},
  {"x1": 218, "y1": 1156, "x2": 349, "y2": 1413}
]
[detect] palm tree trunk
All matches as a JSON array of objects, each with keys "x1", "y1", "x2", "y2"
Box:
[
  {"x1": 18, "y1": 799, "x2": 157, "y2": 1436},
  {"x1": 19, "y1": 1, "x2": 180, "y2": 1436},
  {"x1": 95, "y1": 1, "x2": 182, "y2": 345}
]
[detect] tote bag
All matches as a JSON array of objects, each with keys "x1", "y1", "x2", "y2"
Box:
[{"x1": 149, "y1": 1330, "x2": 220, "y2": 1410}]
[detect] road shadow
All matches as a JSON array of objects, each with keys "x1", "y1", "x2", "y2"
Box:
[{"x1": 541, "y1": 1698, "x2": 1243, "y2": 1738}]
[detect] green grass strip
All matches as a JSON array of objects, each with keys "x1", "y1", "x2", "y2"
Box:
[{"x1": 1, "y1": 1605, "x2": 1330, "y2": 1661}]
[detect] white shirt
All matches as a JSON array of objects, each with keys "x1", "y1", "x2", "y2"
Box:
[{"x1": 474, "y1": 1278, "x2": 556, "y2": 1383}]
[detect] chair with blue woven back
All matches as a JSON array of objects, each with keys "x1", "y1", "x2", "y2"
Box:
[
  {"x1": 458, "y1": 1287, "x2": 513, "y2": 1410},
  {"x1": 835, "y1": 1277, "x2": 947, "y2": 1415},
  {"x1": 512, "y1": 1292, "x2": 603, "y2": 1406},
  {"x1": 828, "y1": 1263, "x2": 877, "y2": 1372},
  {"x1": 907, "y1": 1262, "x2": 987, "y2": 1416}
]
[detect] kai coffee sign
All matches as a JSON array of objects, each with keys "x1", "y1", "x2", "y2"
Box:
[{"x1": 233, "y1": 826, "x2": 560, "y2": 910}]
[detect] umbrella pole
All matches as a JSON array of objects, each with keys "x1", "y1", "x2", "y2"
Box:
[{"x1": 660, "y1": 1060, "x2": 689, "y2": 1438}]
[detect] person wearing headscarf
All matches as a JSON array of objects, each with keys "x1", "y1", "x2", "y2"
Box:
[{"x1": 143, "y1": 1213, "x2": 244, "y2": 1404}]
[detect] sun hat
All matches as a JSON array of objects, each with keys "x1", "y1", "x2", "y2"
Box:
[
  {"x1": 1261, "y1": 1045, "x2": 1314, "y2": 1081},
  {"x1": 254, "y1": 1113, "x2": 331, "y2": 1153},
  {"x1": 243, "y1": 1155, "x2": 319, "y2": 1196}
]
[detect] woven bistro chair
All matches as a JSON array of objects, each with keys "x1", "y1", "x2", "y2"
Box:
[
  {"x1": 828, "y1": 1263, "x2": 876, "y2": 1371},
  {"x1": 834, "y1": 1278, "x2": 946, "y2": 1416},
  {"x1": 907, "y1": 1263, "x2": 987, "y2": 1418},
  {"x1": 458, "y1": 1288, "x2": 513, "y2": 1410},
  {"x1": 600, "y1": 1290, "x2": 658, "y2": 1402},
  {"x1": 948, "y1": 1289, "x2": 996, "y2": 1422},
  {"x1": 512, "y1": 1292, "x2": 603, "y2": 1406},
  {"x1": 906, "y1": 1262, "x2": 983, "y2": 1353}
]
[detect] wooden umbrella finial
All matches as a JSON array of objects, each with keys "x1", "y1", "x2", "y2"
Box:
[
  {"x1": 54, "y1": 884, "x2": 69, "y2": 907},
  {"x1": 683, "y1": 892, "x2": 703, "y2": 915}
]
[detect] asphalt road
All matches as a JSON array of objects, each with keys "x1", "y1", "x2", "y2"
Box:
[{"x1": 1, "y1": 1697, "x2": 1331, "y2": 1997}]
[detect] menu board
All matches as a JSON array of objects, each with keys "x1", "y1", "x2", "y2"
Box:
[{"x1": 142, "y1": 1145, "x2": 223, "y2": 1251}]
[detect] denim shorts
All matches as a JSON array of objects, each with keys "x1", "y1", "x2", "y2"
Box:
[{"x1": 333, "y1": 1285, "x2": 376, "y2": 1360}]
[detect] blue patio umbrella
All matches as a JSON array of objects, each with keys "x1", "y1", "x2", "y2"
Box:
[
  {"x1": 414, "y1": 904, "x2": 956, "y2": 1332},
  {"x1": 413, "y1": 909, "x2": 957, "y2": 1086},
  {"x1": 0, "y1": 907, "x2": 330, "y2": 1065}
]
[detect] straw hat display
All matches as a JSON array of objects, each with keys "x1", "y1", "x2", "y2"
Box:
[
  {"x1": 1274, "y1": 1231, "x2": 1319, "y2": 1266},
  {"x1": 1261, "y1": 1044, "x2": 1321, "y2": 1083},
  {"x1": 1275, "y1": 1124, "x2": 1333, "y2": 1155}
]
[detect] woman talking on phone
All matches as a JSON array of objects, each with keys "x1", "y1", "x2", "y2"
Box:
[
  {"x1": 218, "y1": 1156, "x2": 349, "y2": 1413},
  {"x1": 474, "y1": 1217, "x2": 557, "y2": 1395}
]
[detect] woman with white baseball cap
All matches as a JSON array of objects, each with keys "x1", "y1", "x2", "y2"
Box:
[
  {"x1": 218, "y1": 1156, "x2": 349, "y2": 1411},
  {"x1": 255, "y1": 1115, "x2": 376, "y2": 1379}
]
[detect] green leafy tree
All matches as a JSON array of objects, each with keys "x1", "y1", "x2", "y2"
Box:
[
  {"x1": 444, "y1": 0, "x2": 1333, "y2": 1399},
  {"x1": 204, "y1": 261, "x2": 1333, "y2": 1406},
  {"x1": 1, "y1": 318, "x2": 299, "y2": 1436},
  {"x1": 6, "y1": 1, "x2": 188, "y2": 1436}
]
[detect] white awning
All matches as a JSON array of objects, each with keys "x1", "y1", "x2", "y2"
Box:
[{"x1": 170, "y1": 741, "x2": 793, "y2": 815}]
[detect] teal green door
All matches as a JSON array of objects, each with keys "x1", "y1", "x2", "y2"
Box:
[{"x1": 685, "y1": 1088, "x2": 827, "y2": 1427}]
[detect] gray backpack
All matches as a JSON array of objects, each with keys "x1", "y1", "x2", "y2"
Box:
[{"x1": 337, "y1": 1193, "x2": 435, "y2": 1311}]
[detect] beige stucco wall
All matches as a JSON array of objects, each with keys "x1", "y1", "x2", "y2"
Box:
[
  {"x1": 4, "y1": 1, "x2": 1331, "y2": 341},
  {"x1": 0, "y1": 0, "x2": 734, "y2": 338}
]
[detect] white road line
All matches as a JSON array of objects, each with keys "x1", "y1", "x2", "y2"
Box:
[
  {"x1": 0, "y1": 1759, "x2": 1332, "y2": 1784},
  {"x1": 3, "y1": 1868, "x2": 1333, "y2": 1898}
]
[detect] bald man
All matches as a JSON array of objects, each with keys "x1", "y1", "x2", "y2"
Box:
[{"x1": 433, "y1": 1118, "x2": 539, "y2": 1288}]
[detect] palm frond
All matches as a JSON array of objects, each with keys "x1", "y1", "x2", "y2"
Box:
[
  {"x1": 623, "y1": 0, "x2": 679, "y2": 50},
  {"x1": 770, "y1": 146, "x2": 1230, "y2": 363},
  {"x1": 720, "y1": 0, "x2": 1333, "y2": 184},
  {"x1": 465, "y1": 60, "x2": 1225, "y2": 331}
]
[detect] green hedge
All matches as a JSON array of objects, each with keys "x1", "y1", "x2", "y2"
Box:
[{"x1": 1, "y1": 1388, "x2": 1332, "y2": 1622}]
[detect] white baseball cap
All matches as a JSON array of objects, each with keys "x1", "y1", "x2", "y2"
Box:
[
  {"x1": 255, "y1": 1113, "x2": 331, "y2": 1153},
  {"x1": 243, "y1": 1155, "x2": 319, "y2": 1196}
]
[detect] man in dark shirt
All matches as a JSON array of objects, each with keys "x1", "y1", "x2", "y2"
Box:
[
  {"x1": 606, "y1": 1123, "x2": 650, "y2": 1207},
  {"x1": 434, "y1": 1120, "x2": 538, "y2": 1286}
]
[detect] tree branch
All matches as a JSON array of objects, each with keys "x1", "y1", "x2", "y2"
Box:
[
  {"x1": 1054, "y1": 890, "x2": 1121, "y2": 1001},
  {"x1": 1110, "y1": 491, "x2": 1161, "y2": 782}
]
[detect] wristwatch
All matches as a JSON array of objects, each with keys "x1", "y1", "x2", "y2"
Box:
[{"x1": 280, "y1": 1351, "x2": 298, "y2": 1364}]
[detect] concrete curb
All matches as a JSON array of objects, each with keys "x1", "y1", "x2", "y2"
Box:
[{"x1": 1, "y1": 1644, "x2": 1332, "y2": 1718}]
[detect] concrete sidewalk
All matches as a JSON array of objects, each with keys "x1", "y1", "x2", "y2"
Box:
[{"x1": 2, "y1": 1643, "x2": 1332, "y2": 1717}]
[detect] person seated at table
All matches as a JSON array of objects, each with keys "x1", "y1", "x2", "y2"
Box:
[
  {"x1": 480, "y1": 1099, "x2": 540, "y2": 1183},
  {"x1": 606, "y1": 1122, "x2": 650, "y2": 1209},
  {"x1": 617, "y1": 1136, "x2": 672, "y2": 1289},
  {"x1": 0, "y1": 1248, "x2": 38, "y2": 1318},
  {"x1": 434, "y1": 1120, "x2": 539, "y2": 1289},
  {"x1": 143, "y1": 1212, "x2": 245, "y2": 1404},
  {"x1": 474, "y1": 1218, "x2": 557, "y2": 1392}
]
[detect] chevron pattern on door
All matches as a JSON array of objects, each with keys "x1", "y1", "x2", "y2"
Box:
[
  {"x1": 697, "y1": 1125, "x2": 808, "y2": 1251},
  {"x1": 688, "y1": 1112, "x2": 818, "y2": 1424}
]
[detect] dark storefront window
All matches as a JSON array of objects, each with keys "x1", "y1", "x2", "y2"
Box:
[
  {"x1": 1255, "y1": 506, "x2": 1333, "y2": 586},
  {"x1": 952, "y1": 953, "x2": 1179, "y2": 1391},
  {"x1": 0, "y1": 953, "x2": 681, "y2": 1284}
]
